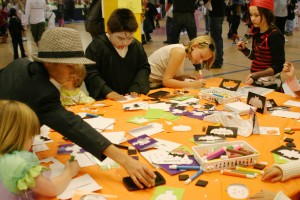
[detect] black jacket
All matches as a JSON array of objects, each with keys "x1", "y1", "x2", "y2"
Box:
[{"x1": 0, "y1": 59, "x2": 111, "y2": 161}]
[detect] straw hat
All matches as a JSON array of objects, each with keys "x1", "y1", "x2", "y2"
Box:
[
  {"x1": 250, "y1": 0, "x2": 274, "y2": 12},
  {"x1": 32, "y1": 28, "x2": 95, "y2": 65}
]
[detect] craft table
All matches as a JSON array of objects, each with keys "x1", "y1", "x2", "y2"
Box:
[{"x1": 36, "y1": 78, "x2": 300, "y2": 200}]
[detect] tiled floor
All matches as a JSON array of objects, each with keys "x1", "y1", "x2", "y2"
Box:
[{"x1": 1, "y1": 15, "x2": 299, "y2": 82}]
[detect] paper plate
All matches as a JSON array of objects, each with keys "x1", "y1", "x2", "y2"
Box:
[{"x1": 226, "y1": 183, "x2": 249, "y2": 199}]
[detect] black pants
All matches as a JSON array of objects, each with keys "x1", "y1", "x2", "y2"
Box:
[{"x1": 11, "y1": 33, "x2": 26, "y2": 59}]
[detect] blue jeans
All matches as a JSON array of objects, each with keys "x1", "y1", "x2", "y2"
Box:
[
  {"x1": 285, "y1": 19, "x2": 294, "y2": 33},
  {"x1": 171, "y1": 12, "x2": 197, "y2": 44},
  {"x1": 209, "y1": 16, "x2": 224, "y2": 66}
]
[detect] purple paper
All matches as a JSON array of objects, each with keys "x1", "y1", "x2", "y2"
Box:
[
  {"x1": 57, "y1": 143, "x2": 86, "y2": 154},
  {"x1": 127, "y1": 134, "x2": 158, "y2": 150},
  {"x1": 158, "y1": 156, "x2": 200, "y2": 175}
]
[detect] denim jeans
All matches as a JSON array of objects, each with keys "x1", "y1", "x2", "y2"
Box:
[
  {"x1": 285, "y1": 19, "x2": 294, "y2": 33},
  {"x1": 171, "y1": 12, "x2": 197, "y2": 44},
  {"x1": 209, "y1": 16, "x2": 224, "y2": 66}
]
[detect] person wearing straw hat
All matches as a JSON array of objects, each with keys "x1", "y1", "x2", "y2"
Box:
[
  {"x1": 0, "y1": 27, "x2": 156, "y2": 189},
  {"x1": 236, "y1": 0, "x2": 285, "y2": 92},
  {"x1": 84, "y1": 8, "x2": 151, "y2": 101}
]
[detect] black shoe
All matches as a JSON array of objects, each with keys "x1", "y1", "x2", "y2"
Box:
[
  {"x1": 210, "y1": 64, "x2": 222, "y2": 69},
  {"x1": 163, "y1": 40, "x2": 170, "y2": 44}
]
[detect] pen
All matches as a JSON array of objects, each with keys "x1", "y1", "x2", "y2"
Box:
[
  {"x1": 285, "y1": 127, "x2": 300, "y2": 131},
  {"x1": 199, "y1": 70, "x2": 203, "y2": 79},
  {"x1": 86, "y1": 113, "x2": 100, "y2": 118},
  {"x1": 169, "y1": 165, "x2": 201, "y2": 170},
  {"x1": 236, "y1": 166, "x2": 264, "y2": 175},
  {"x1": 221, "y1": 169, "x2": 255, "y2": 179},
  {"x1": 113, "y1": 143, "x2": 135, "y2": 150},
  {"x1": 184, "y1": 168, "x2": 204, "y2": 184},
  {"x1": 202, "y1": 147, "x2": 226, "y2": 161}
]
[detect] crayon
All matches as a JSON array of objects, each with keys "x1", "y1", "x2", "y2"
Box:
[
  {"x1": 169, "y1": 165, "x2": 201, "y2": 170},
  {"x1": 285, "y1": 127, "x2": 300, "y2": 131},
  {"x1": 184, "y1": 168, "x2": 204, "y2": 184},
  {"x1": 202, "y1": 147, "x2": 226, "y2": 161},
  {"x1": 236, "y1": 166, "x2": 264, "y2": 175}
]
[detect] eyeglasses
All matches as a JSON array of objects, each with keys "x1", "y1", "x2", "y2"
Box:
[{"x1": 199, "y1": 42, "x2": 215, "y2": 52}]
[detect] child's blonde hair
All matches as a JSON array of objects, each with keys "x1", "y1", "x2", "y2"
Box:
[
  {"x1": 185, "y1": 35, "x2": 216, "y2": 70},
  {"x1": 73, "y1": 65, "x2": 86, "y2": 88},
  {"x1": 0, "y1": 100, "x2": 40, "y2": 154}
]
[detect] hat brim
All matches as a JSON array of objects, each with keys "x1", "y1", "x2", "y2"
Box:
[{"x1": 32, "y1": 54, "x2": 95, "y2": 65}]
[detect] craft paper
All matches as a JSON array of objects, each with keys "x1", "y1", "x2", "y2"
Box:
[{"x1": 127, "y1": 134, "x2": 158, "y2": 150}]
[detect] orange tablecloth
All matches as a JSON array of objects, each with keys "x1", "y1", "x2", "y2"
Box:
[{"x1": 36, "y1": 78, "x2": 300, "y2": 200}]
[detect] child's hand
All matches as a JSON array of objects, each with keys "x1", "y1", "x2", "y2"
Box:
[
  {"x1": 193, "y1": 79, "x2": 206, "y2": 88},
  {"x1": 244, "y1": 74, "x2": 254, "y2": 85},
  {"x1": 106, "y1": 91, "x2": 126, "y2": 101},
  {"x1": 65, "y1": 160, "x2": 80, "y2": 178},
  {"x1": 283, "y1": 61, "x2": 296, "y2": 81},
  {"x1": 261, "y1": 166, "x2": 283, "y2": 182},
  {"x1": 248, "y1": 190, "x2": 277, "y2": 200},
  {"x1": 236, "y1": 40, "x2": 246, "y2": 51}
]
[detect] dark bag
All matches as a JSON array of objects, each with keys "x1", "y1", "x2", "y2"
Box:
[{"x1": 84, "y1": 0, "x2": 105, "y2": 37}]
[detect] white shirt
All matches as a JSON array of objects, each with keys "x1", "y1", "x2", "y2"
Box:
[{"x1": 25, "y1": 0, "x2": 46, "y2": 24}]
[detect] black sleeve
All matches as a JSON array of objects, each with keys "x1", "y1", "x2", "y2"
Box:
[{"x1": 268, "y1": 31, "x2": 285, "y2": 74}]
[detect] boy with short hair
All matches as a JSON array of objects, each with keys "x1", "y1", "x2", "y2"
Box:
[{"x1": 84, "y1": 8, "x2": 151, "y2": 101}]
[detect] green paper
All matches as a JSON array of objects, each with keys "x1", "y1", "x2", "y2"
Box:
[
  {"x1": 144, "y1": 109, "x2": 166, "y2": 119},
  {"x1": 272, "y1": 153, "x2": 289, "y2": 164},
  {"x1": 171, "y1": 95, "x2": 194, "y2": 101},
  {"x1": 151, "y1": 186, "x2": 185, "y2": 200}
]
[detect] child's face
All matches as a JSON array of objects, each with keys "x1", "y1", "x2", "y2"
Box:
[
  {"x1": 189, "y1": 45, "x2": 213, "y2": 65},
  {"x1": 109, "y1": 31, "x2": 135, "y2": 49},
  {"x1": 249, "y1": 6, "x2": 266, "y2": 28}
]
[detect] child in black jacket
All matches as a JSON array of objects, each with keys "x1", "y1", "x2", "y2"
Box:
[{"x1": 8, "y1": 7, "x2": 26, "y2": 59}]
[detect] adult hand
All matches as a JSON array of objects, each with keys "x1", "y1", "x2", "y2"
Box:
[
  {"x1": 248, "y1": 190, "x2": 277, "y2": 200},
  {"x1": 106, "y1": 91, "x2": 126, "y2": 101},
  {"x1": 244, "y1": 74, "x2": 254, "y2": 85},
  {"x1": 123, "y1": 157, "x2": 156, "y2": 189},
  {"x1": 261, "y1": 166, "x2": 283, "y2": 182},
  {"x1": 65, "y1": 160, "x2": 80, "y2": 178},
  {"x1": 130, "y1": 92, "x2": 140, "y2": 98},
  {"x1": 283, "y1": 61, "x2": 296, "y2": 81}
]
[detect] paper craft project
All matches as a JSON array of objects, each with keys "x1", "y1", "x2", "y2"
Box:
[
  {"x1": 39, "y1": 157, "x2": 65, "y2": 179},
  {"x1": 185, "y1": 109, "x2": 214, "y2": 120},
  {"x1": 33, "y1": 135, "x2": 53, "y2": 145},
  {"x1": 169, "y1": 97, "x2": 200, "y2": 107},
  {"x1": 150, "y1": 138, "x2": 182, "y2": 152},
  {"x1": 127, "y1": 134, "x2": 158, "y2": 150},
  {"x1": 219, "y1": 79, "x2": 241, "y2": 91},
  {"x1": 247, "y1": 92, "x2": 266, "y2": 114},
  {"x1": 123, "y1": 102, "x2": 149, "y2": 110},
  {"x1": 259, "y1": 127, "x2": 280, "y2": 135},
  {"x1": 271, "y1": 145, "x2": 300, "y2": 160},
  {"x1": 267, "y1": 106, "x2": 290, "y2": 112},
  {"x1": 148, "y1": 149, "x2": 193, "y2": 165},
  {"x1": 158, "y1": 155, "x2": 199, "y2": 175},
  {"x1": 193, "y1": 135, "x2": 226, "y2": 144},
  {"x1": 83, "y1": 116, "x2": 115, "y2": 131},
  {"x1": 32, "y1": 144, "x2": 49, "y2": 152},
  {"x1": 266, "y1": 99, "x2": 278, "y2": 108},
  {"x1": 172, "y1": 146, "x2": 194, "y2": 156},
  {"x1": 170, "y1": 95, "x2": 194, "y2": 101},
  {"x1": 249, "y1": 108, "x2": 260, "y2": 134},
  {"x1": 57, "y1": 143, "x2": 85, "y2": 154},
  {"x1": 271, "y1": 110, "x2": 300, "y2": 119},
  {"x1": 127, "y1": 116, "x2": 152, "y2": 124},
  {"x1": 206, "y1": 126, "x2": 238, "y2": 138},
  {"x1": 151, "y1": 186, "x2": 185, "y2": 200},
  {"x1": 57, "y1": 174, "x2": 102, "y2": 199},
  {"x1": 128, "y1": 123, "x2": 164, "y2": 137}
]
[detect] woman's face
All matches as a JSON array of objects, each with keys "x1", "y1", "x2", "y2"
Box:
[
  {"x1": 189, "y1": 45, "x2": 213, "y2": 65},
  {"x1": 249, "y1": 6, "x2": 266, "y2": 28},
  {"x1": 108, "y1": 31, "x2": 135, "y2": 49}
]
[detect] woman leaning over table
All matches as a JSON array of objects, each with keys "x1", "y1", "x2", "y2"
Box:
[
  {"x1": 148, "y1": 35, "x2": 216, "y2": 89},
  {"x1": 237, "y1": 0, "x2": 285, "y2": 92}
]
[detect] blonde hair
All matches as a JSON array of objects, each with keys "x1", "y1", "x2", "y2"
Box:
[
  {"x1": 73, "y1": 65, "x2": 86, "y2": 88},
  {"x1": 0, "y1": 100, "x2": 40, "y2": 154},
  {"x1": 185, "y1": 35, "x2": 216, "y2": 70}
]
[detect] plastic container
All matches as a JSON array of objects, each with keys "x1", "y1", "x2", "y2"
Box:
[
  {"x1": 192, "y1": 140, "x2": 260, "y2": 172},
  {"x1": 199, "y1": 87, "x2": 241, "y2": 104}
]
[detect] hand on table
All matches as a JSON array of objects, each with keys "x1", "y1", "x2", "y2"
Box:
[
  {"x1": 193, "y1": 79, "x2": 206, "y2": 88},
  {"x1": 123, "y1": 157, "x2": 156, "y2": 189},
  {"x1": 248, "y1": 190, "x2": 277, "y2": 200},
  {"x1": 65, "y1": 160, "x2": 80, "y2": 178},
  {"x1": 261, "y1": 166, "x2": 283, "y2": 182},
  {"x1": 106, "y1": 91, "x2": 126, "y2": 101},
  {"x1": 283, "y1": 61, "x2": 296, "y2": 81},
  {"x1": 244, "y1": 74, "x2": 254, "y2": 85}
]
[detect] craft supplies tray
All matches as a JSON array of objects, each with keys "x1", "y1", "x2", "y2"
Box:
[
  {"x1": 199, "y1": 87, "x2": 241, "y2": 104},
  {"x1": 192, "y1": 140, "x2": 260, "y2": 172}
]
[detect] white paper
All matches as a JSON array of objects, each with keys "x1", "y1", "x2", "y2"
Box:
[
  {"x1": 101, "y1": 131, "x2": 126, "y2": 144},
  {"x1": 128, "y1": 123, "x2": 164, "y2": 137},
  {"x1": 148, "y1": 102, "x2": 171, "y2": 111},
  {"x1": 271, "y1": 110, "x2": 300, "y2": 119},
  {"x1": 283, "y1": 100, "x2": 300, "y2": 108},
  {"x1": 150, "y1": 138, "x2": 182, "y2": 152},
  {"x1": 84, "y1": 116, "x2": 115, "y2": 131},
  {"x1": 259, "y1": 126, "x2": 280, "y2": 135},
  {"x1": 57, "y1": 174, "x2": 102, "y2": 199},
  {"x1": 237, "y1": 85, "x2": 274, "y2": 98},
  {"x1": 32, "y1": 144, "x2": 49, "y2": 152}
]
